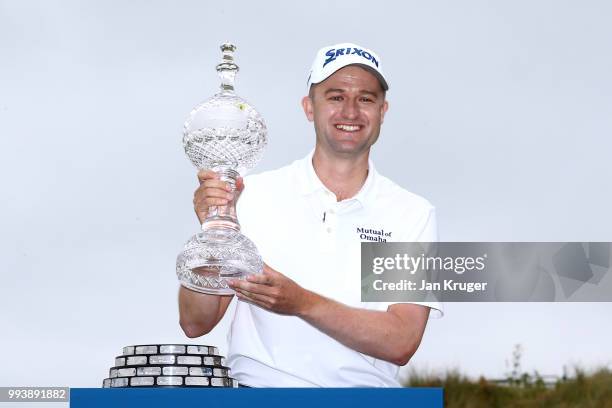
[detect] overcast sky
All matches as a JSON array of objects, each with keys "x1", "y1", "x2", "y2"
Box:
[{"x1": 1, "y1": 0, "x2": 611, "y2": 387}]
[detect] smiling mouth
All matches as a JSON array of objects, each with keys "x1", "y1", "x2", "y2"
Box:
[{"x1": 335, "y1": 124, "x2": 362, "y2": 132}]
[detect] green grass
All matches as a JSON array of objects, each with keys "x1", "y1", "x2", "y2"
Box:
[{"x1": 404, "y1": 368, "x2": 612, "y2": 408}]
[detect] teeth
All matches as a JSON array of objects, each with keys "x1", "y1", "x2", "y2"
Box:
[{"x1": 336, "y1": 124, "x2": 360, "y2": 131}]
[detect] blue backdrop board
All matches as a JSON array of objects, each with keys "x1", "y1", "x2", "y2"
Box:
[{"x1": 70, "y1": 388, "x2": 443, "y2": 408}]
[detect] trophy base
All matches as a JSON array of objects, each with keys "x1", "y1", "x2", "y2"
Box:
[
  {"x1": 180, "y1": 281, "x2": 235, "y2": 296},
  {"x1": 103, "y1": 343, "x2": 238, "y2": 388},
  {"x1": 179, "y1": 265, "x2": 242, "y2": 295},
  {"x1": 176, "y1": 228, "x2": 263, "y2": 296}
]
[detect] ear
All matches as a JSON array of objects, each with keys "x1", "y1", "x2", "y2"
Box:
[
  {"x1": 301, "y1": 96, "x2": 314, "y2": 122},
  {"x1": 379, "y1": 100, "x2": 389, "y2": 124}
]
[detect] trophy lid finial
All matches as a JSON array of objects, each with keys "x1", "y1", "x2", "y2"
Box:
[
  {"x1": 220, "y1": 42, "x2": 236, "y2": 53},
  {"x1": 216, "y1": 42, "x2": 239, "y2": 92}
]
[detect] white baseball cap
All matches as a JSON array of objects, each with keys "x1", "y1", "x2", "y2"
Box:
[{"x1": 306, "y1": 42, "x2": 389, "y2": 91}]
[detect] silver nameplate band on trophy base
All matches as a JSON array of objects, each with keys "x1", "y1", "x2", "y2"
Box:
[
  {"x1": 157, "y1": 377, "x2": 183, "y2": 386},
  {"x1": 135, "y1": 346, "x2": 158, "y2": 355},
  {"x1": 117, "y1": 368, "x2": 136, "y2": 377},
  {"x1": 177, "y1": 356, "x2": 202, "y2": 365},
  {"x1": 149, "y1": 355, "x2": 176, "y2": 365},
  {"x1": 109, "y1": 366, "x2": 229, "y2": 378},
  {"x1": 189, "y1": 367, "x2": 214, "y2": 376},
  {"x1": 130, "y1": 377, "x2": 155, "y2": 387},
  {"x1": 102, "y1": 376, "x2": 239, "y2": 388},
  {"x1": 127, "y1": 356, "x2": 149, "y2": 365},
  {"x1": 160, "y1": 345, "x2": 186, "y2": 354},
  {"x1": 211, "y1": 377, "x2": 237, "y2": 387},
  {"x1": 115, "y1": 355, "x2": 225, "y2": 367},
  {"x1": 185, "y1": 377, "x2": 210, "y2": 386},
  {"x1": 137, "y1": 367, "x2": 162, "y2": 376},
  {"x1": 163, "y1": 366, "x2": 188, "y2": 376},
  {"x1": 188, "y1": 345, "x2": 219, "y2": 355},
  {"x1": 122, "y1": 344, "x2": 219, "y2": 356},
  {"x1": 103, "y1": 344, "x2": 238, "y2": 388}
]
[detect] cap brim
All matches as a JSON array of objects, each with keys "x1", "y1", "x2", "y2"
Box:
[{"x1": 351, "y1": 63, "x2": 389, "y2": 91}]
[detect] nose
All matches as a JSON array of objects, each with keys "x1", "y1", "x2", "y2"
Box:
[{"x1": 341, "y1": 98, "x2": 359, "y2": 120}]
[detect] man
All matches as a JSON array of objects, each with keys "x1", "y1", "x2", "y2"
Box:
[{"x1": 179, "y1": 43, "x2": 442, "y2": 387}]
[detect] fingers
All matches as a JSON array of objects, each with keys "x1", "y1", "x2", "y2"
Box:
[
  {"x1": 262, "y1": 263, "x2": 281, "y2": 277},
  {"x1": 194, "y1": 183, "x2": 233, "y2": 200},
  {"x1": 197, "y1": 169, "x2": 218, "y2": 184},
  {"x1": 236, "y1": 176, "x2": 245, "y2": 192},
  {"x1": 197, "y1": 170, "x2": 232, "y2": 192},
  {"x1": 195, "y1": 197, "x2": 229, "y2": 208},
  {"x1": 246, "y1": 273, "x2": 273, "y2": 286},
  {"x1": 193, "y1": 170, "x2": 240, "y2": 223},
  {"x1": 201, "y1": 179, "x2": 232, "y2": 192},
  {"x1": 229, "y1": 279, "x2": 273, "y2": 296},
  {"x1": 198, "y1": 170, "x2": 241, "y2": 191},
  {"x1": 234, "y1": 288, "x2": 275, "y2": 306},
  {"x1": 193, "y1": 186, "x2": 233, "y2": 210}
]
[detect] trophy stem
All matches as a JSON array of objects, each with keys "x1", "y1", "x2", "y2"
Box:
[{"x1": 202, "y1": 166, "x2": 240, "y2": 231}]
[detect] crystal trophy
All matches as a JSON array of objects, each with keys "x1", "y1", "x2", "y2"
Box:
[{"x1": 176, "y1": 43, "x2": 267, "y2": 295}]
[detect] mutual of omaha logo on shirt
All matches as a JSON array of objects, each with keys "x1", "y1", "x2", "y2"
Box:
[{"x1": 357, "y1": 227, "x2": 392, "y2": 242}]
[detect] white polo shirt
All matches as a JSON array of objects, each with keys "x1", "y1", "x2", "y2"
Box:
[{"x1": 226, "y1": 151, "x2": 442, "y2": 387}]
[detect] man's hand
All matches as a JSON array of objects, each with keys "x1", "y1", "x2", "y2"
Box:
[
  {"x1": 229, "y1": 263, "x2": 430, "y2": 366},
  {"x1": 228, "y1": 264, "x2": 313, "y2": 316},
  {"x1": 193, "y1": 170, "x2": 244, "y2": 224}
]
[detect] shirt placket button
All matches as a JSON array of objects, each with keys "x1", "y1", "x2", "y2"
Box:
[{"x1": 326, "y1": 208, "x2": 337, "y2": 233}]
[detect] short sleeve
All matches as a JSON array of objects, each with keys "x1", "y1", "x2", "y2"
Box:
[{"x1": 366, "y1": 206, "x2": 444, "y2": 319}]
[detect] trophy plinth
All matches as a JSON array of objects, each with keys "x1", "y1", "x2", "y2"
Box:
[
  {"x1": 102, "y1": 344, "x2": 238, "y2": 388},
  {"x1": 176, "y1": 43, "x2": 267, "y2": 295}
]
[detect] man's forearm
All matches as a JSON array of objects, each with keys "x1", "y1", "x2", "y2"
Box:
[
  {"x1": 228, "y1": 264, "x2": 430, "y2": 364},
  {"x1": 178, "y1": 286, "x2": 231, "y2": 337},
  {"x1": 298, "y1": 291, "x2": 428, "y2": 365}
]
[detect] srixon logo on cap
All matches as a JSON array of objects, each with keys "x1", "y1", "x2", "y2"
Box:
[{"x1": 323, "y1": 47, "x2": 379, "y2": 68}]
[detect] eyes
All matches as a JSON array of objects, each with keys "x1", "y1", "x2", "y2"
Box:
[{"x1": 327, "y1": 94, "x2": 375, "y2": 103}]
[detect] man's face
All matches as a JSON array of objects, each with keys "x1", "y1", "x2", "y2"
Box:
[{"x1": 302, "y1": 65, "x2": 389, "y2": 157}]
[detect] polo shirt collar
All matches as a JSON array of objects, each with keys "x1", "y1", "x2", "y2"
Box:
[{"x1": 297, "y1": 149, "x2": 377, "y2": 206}]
